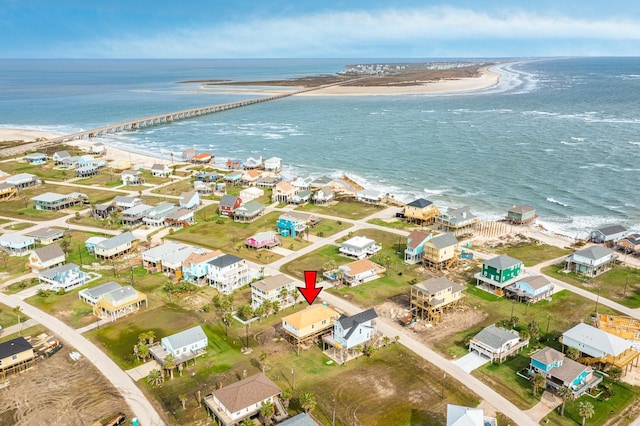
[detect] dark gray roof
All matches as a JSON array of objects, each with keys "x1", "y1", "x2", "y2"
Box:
[
  {"x1": 573, "y1": 246, "x2": 614, "y2": 260},
  {"x1": 596, "y1": 225, "x2": 626, "y2": 236},
  {"x1": 338, "y1": 308, "x2": 378, "y2": 340},
  {"x1": 0, "y1": 337, "x2": 32, "y2": 359},
  {"x1": 219, "y1": 195, "x2": 239, "y2": 208},
  {"x1": 207, "y1": 253, "x2": 243, "y2": 268},
  {"x1": 406, "y1": 198, "x2": 433, "y2": 208},
  {"x1": 33, "y1": 243, "x2": 65, "y2": 262},
  {"x1": 484, "y1": 254, "x2": 521, "y2": 270},
  {"x1": 473, "y1": 324, "x2": 520, "y2": 349},
  {"x1": 429, "y1": 233, "x2": 458, "y2": 249}
]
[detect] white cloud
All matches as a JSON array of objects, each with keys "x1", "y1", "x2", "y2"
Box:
[{"x1": 63, "y1": 7, "x2": 640, "y2": 57}]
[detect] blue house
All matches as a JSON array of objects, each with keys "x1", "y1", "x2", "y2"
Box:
[
  {"x1": 182, "y1": 250, "x2": 223, "y2": 283},
  {"x1": 404, "y1": 230, "x2": 432, "y2": 264},
  {"x1": 179, "y1": 191, "x2": 200, "y2": 210},
  {"x1": 0, "y1": 233, "x2": 36, "y2": 256},
  {"x1": 506, "y1": 275, "x2": 554, "y2": 303},
  {"x1": 38, "y1": 263, "x2": 87, "y2": 291},
  {"x1": 324, "y1": 308, "x2": 378, "y2": 363},
  {"x1": 530, "y1": 347, "x2": 601, "y2": 396},
  {"x1": 277, "y1": 214, "x2": 306, "y2": 238},
  {"x1": 85, "y1": 236, "x2": 107, "y2": 254}
]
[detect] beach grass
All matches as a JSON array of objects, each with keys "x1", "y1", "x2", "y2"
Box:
[
  {"x1": 295, "y1": 199, "x2": 385, "y2": 220},
  {"x1": 309, "y1": 218, "x2": 353, "y2": 237},
  {"x1": 492, "y1": 241, "x2": 572, "y2": 266},
  {"x1": 367, "y1": 217, "x2": 417, "y2": 230},
  {"x1": 2, "y1": 222, "x2": 36, "y2": 231},
  {"x1": 543, "y1": 263, "x2": 640, "y2": 309}
]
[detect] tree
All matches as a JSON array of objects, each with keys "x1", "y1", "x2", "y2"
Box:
[
  {"x1": 578, "y1": 401, "x2": 594, "y2": 426},
  {"x1": 258, "y1": 352, "x2": 268, "y2": 373},
  {"x1": 146, "y1": 369, "x2": 163, "y2": 388},
  {"x1": 383, "y1": 336, "x2": 391, "y2": 346},
  {"x1": 566, "y1": 346, "x2": 580, "y2": 360},
  {"x1": 259, "y1": 400, "x2": 275, "y2": 426},
  {"x1": 557, "y1": 386, "x2": 574, "y2": 417},
  {"x1": 394, "y1": 335, "x2": 400, "y2": 344},
  {"x1": 280, "y1": 287, "x2": 289, "y2": 303},
  {"x1": 532, "y1": 373, "x2": 546, "y2": 397},
  {"x1": 179, "y1": 394, "x2": 187, "y2": 410},
  {"x1": 137, "y1": 342, "x2": 149, "y2": 361},
  {"x1": 519, "y1": 329, "x2": 531, "y2": 343},
  {"x1": 164, "y1": 354, "x2": 176, "y2": 380},
  {"x1": 13, "y1": 306, "x2": 22, "y2": 336},
  {"x1": 239, "y1": 304, "x2": 254, "y2": 321},
  {"x1": 281, "y1": 388, "x2": 292, "y2": 408},
  {"x1": 528, "y1": 320, "x2": 540, "y2": 342},
  {"x1": 241, "y1": 418, "x2": 254, "y2": 426},
  {"x1": 299, "y1": 392, "x2": 316, "y2": 413},
  {"x1": 364, "y1": 344, "x2": 377, "y2": 358},
  {"x1": 254, "y1": 304, "x2": 265, "y2": 322},
  {"x1": 609, "y1": 366, "x2": 623, "y2": 381},
  {"x1": 272, "y1": 300, "x2": 281, "y2": 315},
  {"x1": 223, "y1": 311, "x2": 234, "y2": 336},
  {"x1": 322, "y1": 260, "x2": 337, "y2": 272},
  {"x1": 354, "y1": 344, "x2": 364, "y2": 359},
  {"x1": 261, "y1": 300, "x2": 273, "y2": 317}
]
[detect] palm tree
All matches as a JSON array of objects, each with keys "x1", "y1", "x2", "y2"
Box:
[
  {"x1": 179, "y1": 394, "x2": 187, "y2": 410},
  {"x1": 354, "y1": 344, "x2": 364, "y2": 359},
  {"x1": 138, "y1": 343, "x2": 149, "y2": 361},
  {"x1": 259, "y1": 400, "x2": 275, "y2": 426},
  {"x1": 578, "y1": 401, "x2": 594, "y2": 426},
  {"x1": 557, "y1": 386, "x2": 574, "y2": 417},
  {"x1": 566, "y1": 346, "x2": 580, "y2": 360},
  {"x1": 528, "y1": 320, "x2": 540, "y2": 342},
  {"x1": 299, "y1": 392, "x2": 316, "y2": 413},
  {"x1": 383, "y1": 336, "x2": 391, "y2": 346},
  {"x1": 532, "y1": 373, "x2": 546, "y2": 397},
  {"x1": 239, "y1": 304, "x2": 253, "y2": 321},
  {"x1": 223, "y1": 311, "x2": 234, "y2": 336},
  {"x1": 261, "y1": 300, "x2": 273, "y2": 317},
  {"x1": 254, "y1": 305, "x2": 265, "y2": 322},
  {"x1": 240, "y1": 418, "x2": 254, "y2": 426},
  {"x1": 281, "y1": 388, "x2": 292, "y2": 408},
  {"x1": 519, "y1": 329, "x2": 531, "y2": 343},
  {"x1": 164, "y1": 354, "x2": 177, "y2": 380},
  {"x1": 13, "y1": 306, "x2": 22, "y2": 336},
  {"x1": 272, "y1": 300, "x2": 281, "y2": 315},
  {"x1": 280, "y1": 287, "x2": 289, "y2": 303},
  {"x1": 364, "y1": 344, "x2": 377, "y2": 357},
  {"x1": 146, "y1": 369, "x2": 163, "y2": 388}
]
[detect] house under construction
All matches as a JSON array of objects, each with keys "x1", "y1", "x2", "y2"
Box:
[
  {"x1": 596, "y1": 314, "x2": 640, "y2": 342},
  {"x1": 410, "y1": 277, "x2": 465, "y2": 324}
]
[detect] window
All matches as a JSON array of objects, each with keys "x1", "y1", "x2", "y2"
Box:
[{"x1": 12, "y1": 355, "x2": 18, "y2": 360}]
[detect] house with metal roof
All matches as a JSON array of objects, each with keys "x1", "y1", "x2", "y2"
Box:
[
  {"x1": 24, "y1": 152, "x2": 47, "y2": 164},
  {"x1": 0, "y1": 233, "x2": 35, "y2": 255},
  {"x1": 0, "y1": 337, "x2": 35, "y2": 379},
  {"x1": 250, "y1": 274, "x2": 297, "y2": 310},
  {"x1": 75, "y1": 164, "x2": 98, "y2": 177},
  {"x1": 245, "y1": 231, "x2": 281, "y2": 251},
  {"x1": 564, "y1": 246, "x2": 617, "y2": 277},
  {"x1": 436, "y1": 206, "x2": 478, "y2": 235},
  {"x1": 113, "y1": 195, "x2": 142, "y2": 209},
  {"x1": 93, "y1": 285, "x2": 148, "y2": 322},
  {"x1": 339, "y1": 236, "x2": 381, "y2": 259},
  {"x1": 278, "y1": 413, "x2": 319, "y2": 426},
  {"x1": 24, "y1": 227, "x2": 64, "y2": 245},
  {"x1": 474, "y1": 255, "x2": 526, "y2": 293},
  {"x1": 119, "y1": 203, "x2": 152, "y2": 226},
  {"x1": 206, "y1": 254, "x2": 252, "y2": 294},
  {"x1": 446, "y1": 404, "x2": 496, "y2": 426},
  {"x1": 27, "y1": 243, "x2": 65, "y2": 272},
  {"x1": 422, "y1": 233, "x2": 458, "y2": 268},
  {"x1": 142, "y1": 242, "x2": 187, "y2": 273},
  {"x1": 356, "y1": 189, "x2": 383, "y2": 204},
  {"x1": 161, "y1": 246, "x2": 200, "y2": 278},
  {"x1": 143, "y1": 202, "x2": 179, "y2": 227},
  {"x1": 529, "y1": 347, "x2": 602, "y2": 396},
  {"x1": 150, "y1": 325, "x2": 208, "y2": 366},
  {"x1": 323, "y1": 308, "x2": 378, "y2": 363},
  {"x1": 290, "y1": 189, "x2": 312, "y2": 205},
  {"x1": 468, "y1": 324, "x2": 528, "y2": 363},
  {"x1": 5, "y1": 173, "x2": 38, "y2": 189},
  {"x1": 404, "y1": 230, "x2": 433, "y2": 264},
  {"x1": 94, "y1": 231, "x2": 137, "y2": 260},
  {"x1": 31, "y1": 192, "x2": 79, "y2": 210},
  {"x1": 79, "y1": 281, "x2": 123, "y2": 305},
  {"x1": 53, "y1": 150, "x2": 71, "y2": 164},
  {"x1": 204, "y1": 373, "x2": 282, "y2": 426},
  {"x1": 178, "y1": 191, "x2": 200, "y2": 210},
  {"x1": 505, "y1": 275, "x2": 554, "y2": 303},
  {"x1": 223, "y1": 171, "x2": 244, "y2": 185},
  {"x1": 403, "y1": 198, "x2": 440, "y2": 224},
  {"x1": 410, "y1": 277, "x2": 466, "y2": 324},
  {"x1": 121, "y1": 169, "x2": 144, "y2": 185},
  {"x1": 590, "y1": 225, "x2": 627, "y2": 244},
  {"x1": 39, "y1": 263, "x2": 87, "y2": 290},
  {"x1": 0, "y1": 182, "x2": 17, "y2": 201}
]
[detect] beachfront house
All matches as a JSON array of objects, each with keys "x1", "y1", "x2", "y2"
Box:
[
  {"x1": 53, "y1": 150, "x2": 71, "y2": 164},
  {"x1": 410, "y1": 277, "x2": 465, "y2": 324},
  {"x1": 182, "y1": 148, "x2": 195, "y2": 162},
  {"x1": 5, "y1": 173, "x2": 38, "y2": 189},
  {"x1": 327, "y1": 177, "x2": 360, "y2": 197},
  {"x1": 335, "y1": 259, "x2": 386, "y2": 286},
  {"x1": 151, "y1": 163, "x2": 170, "y2": 177},
  {"x1": 590, "y1": 225, "x2": 627, "y2": 244},
  {"x1": 192, "y1": 153, "x2": 213, "y2": 164},
  {"x1": 233, "y1": 200, "x2": 265, "y2": 223},
  {"x1": 178, "y1": 191, "x2": 200, "y2": 210},
  {"x1": 564, "y1": 246, "x2": 617, "y2": 277},
  {"x1": 403, "y1": 198, "x2": 440, "y2": 224},
  {"x1": 422, "y1": 233, "x2": 458, "y2": 268},
  {"x1": 617, "y1": 233, "x2": 640, "y2": 253},
  {"x1": 474, "y1": 255, "x2": 525, "y2": 294},
  {"x1": 356, "y1": 189, "x2": 383, "y2": 204},
  {"x1": 505, "y1": 205, "x2": 538, "y2": 225},
  {"x1": 446, "y1": 405, "x2": 497, "y2": 426},
  {"x1": 39, "y1": 263, "x2": 87, "y2": 291},
  {"x1": 435, "y1": 206, "x2": 478, "y2": 234},
  {"x1": 113, "y1": 195, "x2": 142, "y2": 210},
  {"x1": 404, "y1": 230, "x2": 432, "y2": 264},
  {"x1": 291, "y1": 176, "x2": 314, "y2": 192},
  {"x1": 182, "y1": 250, "x2": 223, "y2": 283},
  {"x1": 94, "y1": 231, "x2": 137, "y2": 260},
  {"x1": 0, "y1": 337, "x2": 35, "y2": 379},
  {"x1": 245, "y1": 231, "x2": 281, "y2": 251},
  {"x1": 25, "y1": 227, "x2": 64, "y2": 245},
  {"x1": 0, "y1": 233, "x2": 36, "y2": 256},
  {"x1": 90, "y1": 142, "x2": 106, "y2": 155},
  {"x1": 239, "y1": 187, "x2": 264, "y2": 203},
  {"x1": 32, "y1": 192, "x2": 80, "y2": 211},
  {"x1": 218, "y1": 195, "x2": 241, "y2": 217},
  {"x1": 529, "y1": 347, "x2": 601, "y2": 396},
  {"x1": 225, "y1": 159, "x2": 242, "y2": 169},
  {"x1": 110, "y1": 159, "x2": 131, "y2": 172},
  {"x1": 244, "y1": 156, "x2": 263, "y2": 169},
  {"x1": 264, "y1": 157, "x2": 282, "y2": 172},
  {"x1": 203, "y1": 373, "x2": 281, "y2": 426},
  {"x1": 312, "y1": 186, "x2": 334, "y2": 205},
  {"x1": 468, "y1": 324, "x2": 529, "y2": 363},
  {"x1": 277, "y1": 214, "x2": 307, "y2": 238},
  {"x1": 27, "y1": 243, "x2": 66, "y2": 272},
  {"x1": 223, "y1": 171, "x2": 244, "y2": 186},
  {"x1": 505, "y1": 275, "x2": 554, "y2": 303},
  {"x1": 272, "y1": 181, "x2": 296, "y2": 203},
  {"x1": 250, "y1": 274, "x2": 297, "y2": 310},
  {"x1": 339, "y1": 236, "x2": 381, "y2": 259},
  {"x1": 206, "y1": 254, "x2": 252, "y2": 294}
]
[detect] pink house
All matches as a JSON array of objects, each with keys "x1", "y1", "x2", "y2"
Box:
[{"x1": 245, "y1": 231, "x2": 281, "y2": 250}]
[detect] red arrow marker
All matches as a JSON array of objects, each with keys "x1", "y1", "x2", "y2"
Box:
[{"x1": 298, "y1": 270, "x2": 322, "y2": 305}]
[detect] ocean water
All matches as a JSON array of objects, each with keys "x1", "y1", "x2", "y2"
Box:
[{"x1": 1, "y1": 57, "x2": 639, "y2": 238}]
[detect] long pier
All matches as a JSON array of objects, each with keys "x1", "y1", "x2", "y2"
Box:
[{"x1": 1, "y1": 78, "x2": 368, "y2": 157}]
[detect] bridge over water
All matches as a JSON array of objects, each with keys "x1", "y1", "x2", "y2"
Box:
[{"x1": 1, "y1": 78, "x2": 367, "y2": 157}]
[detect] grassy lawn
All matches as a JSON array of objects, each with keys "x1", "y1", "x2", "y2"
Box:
[
  {"x1": 3, "y1": 277, "x2": 41, "y2": 295},
  {"x1": 296, "y1": 199, "x2": 386, "y2": 220},
  {"x1": 367, "y1": 217, "x2": 417, "y2": 230},
  {"x1": 0, "y1": 160, "x2": 72, "y2": 181},
  {"x1": 0, "y1": 252, "x2": 30, "y2": 279},
  {"x1": 471, "y1": 353, "x2": 539, "y2": 409},
  {"x1": 280, "y1": 245, "x2": 351, "y2": 280},
  {"x1": 3, "y1": 221, "x2": 36, "y2": 231},
  {"x1": 67, "y1": 214, "x2": 126, "y2": 231},
  {"x1": 150, "y1": 179, "x2": 194, "y2": 196},
  {"x1": 542, "y1": 379, "x2": 640, "y2": 425},
  {"x1": 543, "y1": 263, "x2": 640, "y2": 309},
  {"x1": 310, "y1": 218, "x2": 353, "y2": 238},
  {"x1": 492, "y1": 241, "x2": 572, "y2": 266},
  {"x1": 76, "y1": 172, "x2": 127, "y2": 188},
  {"x1": 0, "y1": 301, "x2": 28, "y2": 328}
]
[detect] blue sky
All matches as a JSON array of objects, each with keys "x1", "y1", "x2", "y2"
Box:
[{"x1": 1, "y1": 1, "x2": 639, "y2": 58}]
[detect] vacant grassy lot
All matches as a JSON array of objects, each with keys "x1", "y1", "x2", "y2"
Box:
[
  {"x1": 296, "y1": 199, "x2": 385, "y2": 220},
  {"x1": 543, "y1": 263, "x2": 640, "y2": 309},
  {"x1": 3, "y1": 222, "x2": 36, "y2": 231},
  {"x1": 76, "y1": 172, "x2": 126, "y2": 187},
  {"x1": 492, "y1": 241, "x2": 572, "y2": 266},
  {"x1": 310, "y1": 218, "x2": 353, "y2": 238},
  {"x1": 0, "y1": 160, "x2": 71, "y2": 182},
  {"x1": 0, "y1": 251, "x2": 31, "y2": 279},
  {"x1": 151, "y1": 179, "x2": 193, "y2": 196},
  {"x1": 0, "y1": 301, "x2": 28, "y2": 328},
  {"x1": 367, "y1": 217, "x2": 417, "y2": 230}
]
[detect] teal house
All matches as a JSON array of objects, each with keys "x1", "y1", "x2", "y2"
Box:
[
  {"x1": 474, "y1": 254, "x2": 524, "y2": 292},
  {"x1": 276, "y1": 214, "x2": 306, "y2": 238},
  {"x1": 529, "y1": 347, "x2": 601, "y2": 396}
]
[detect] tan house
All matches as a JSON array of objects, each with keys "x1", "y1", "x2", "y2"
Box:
[
  {"x1": 0, "y1": 337, "x2": 35, "y2": 379},
  {"x1": 422, "y1": 233, "x2": 458, "y2": 268},
  {"x1": 403, "y1": 198, "x2": 440, "y2": 224},
  {"x1": 27, "y1": 243, "x2": 66, "y2": 272},
  {"x1": 0, "y1": 182, "x2": 17, "y2": 201},
  {"x1": 410, "y1": 277, "x2": 465, "y2": 324},
  {"x1": 272, "y1": 181, "x2": 296, "y2": 202},
  {"x1": 281, "y1": 304, "x2": 340, "y2": 353}
]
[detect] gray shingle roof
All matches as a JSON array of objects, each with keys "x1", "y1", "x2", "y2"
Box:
[
  {"x1": 429, "y1": 233, "x2": 458, "y2": 249},
  {"x1": 0, "y1": 337, "x2": 32, "y2": 359},
  {"x1": 207, "y1": 253, "x2": 243, "y2": 268},
  {"x1": 25, "y1": 227, "x2": 64, "y2": 239},
  {"x1": 219, "y1": 195, "x2": 239, "y2": 208},
  {"x1": 338, "y1": 308, "x2": 378, "y2": 340},
  {"x1": 33, "y1": 243, "x2": 65, "y2": 262},
  {"x1": 412, "y1": 276, "x2": 464, "y2": 295},
  {"x1": 596, "y1": 225, "x2": 626, "y2": 236},
  {"x1": 484, "y1": 254, "x2": 522, "y2": 270},
  {"x1": 573, "y1": 246, "x2": 614, "y2": 260},
  {"x1": 407, "y1": 198, "x2": 433, "y2": 208},
  {"x1": 473, "y1": 324, "x2": 520, "y2": 350}
]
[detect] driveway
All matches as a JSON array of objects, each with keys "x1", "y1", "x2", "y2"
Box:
[{"x1": 452, "y1": 351, "x2": 490, "y2": 373}]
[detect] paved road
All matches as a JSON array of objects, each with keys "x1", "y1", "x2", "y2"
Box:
[{"x1": 0, "y1": 292, "x2": 166, "y2": 426}]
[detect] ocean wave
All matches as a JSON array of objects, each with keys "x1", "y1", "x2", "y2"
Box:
[{"x1": 546, "y1": 197, "x2": 569, "y2": 207}]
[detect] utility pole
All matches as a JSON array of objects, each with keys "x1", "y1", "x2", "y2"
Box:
[
  {"x1": 332, "y1": 395, "x2": 336, "y2": 426},
  {"x1": 291, "y1": 367, "x2": 295, "y2": 390},
  {"x1": 441, "y1": 372, "x2": 446, "y2": 398},
  {"x1": 546, "y1": 314, "x2": 551, "y2": 341}
]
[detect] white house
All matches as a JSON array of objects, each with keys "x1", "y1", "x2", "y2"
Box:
[
  {"x1": 27, "y1": 243, "x2": 66, "y2": 272},
  {"x1": 239, "y1": 187, "x2": 264, "y2": 203},
  {"x1": 113, "y1": 195, "x2": 142, "y2": 210},
  {"x1": 332, "y1": 308, "x2": 378, "y2": 351},
  {"x1": 160, "y1": 325, "x2": 208, "y2": 360},
  {"x1": 447, "y1": 404, "x2": 496, "y2": 426},
  {"x1": 590, "y1": 225, "x2": 626, "y2": 243},
  {"x1": 94, "y1": 231, "x2": 137, "y2": 260},
  {"x1": 264, "y1": 157, "x2": 282, "y2": 172},
  {"x1": 565, "y1": 246, "x2": 617, "y2": 277},
  {"x1": 0, "y1": 233, "x2": 36, "y2": 255},
  {"x1": 336, "y1": 258, "x2": 386, "y2": 286},
  {"x1": 339, "y1": 236, "x2": 382, "y2": 259},
  {"x1": 207, "y1": 254, "x2": 252, "y2": 294},
  {"x1": 468, "y1": 324, "x2": 529, "y2": 363},
  {"x1": 178, "y1": 191, "x2": 200, "y2": 210},
  {"x1": 562, "y1": 323, "x2": 635, "y2": 360},
  {"x1": 151, "y1": 163, "x2": 170, "y2": 177},
  {"x1": 121, "y1": 170, "x2": 144, "y2": 185},
  {"x1": 356, "y1": 189, "x2": 383, "y2": 204},
  {"x1": 39, "y1": 263, "x2": 87, "y2": 291}
]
